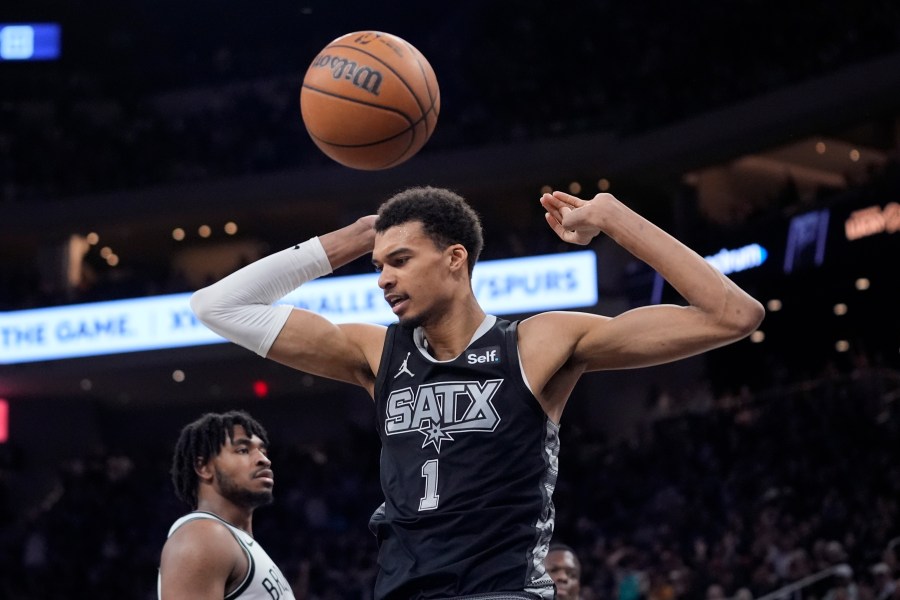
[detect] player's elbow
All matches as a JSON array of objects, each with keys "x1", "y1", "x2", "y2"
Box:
[
  {"x1": 723, "y1": 295, "x2": 765, "y2": 340},
  {"x1": 189, "y1": 286, "x2": 218, "y2": 326}
]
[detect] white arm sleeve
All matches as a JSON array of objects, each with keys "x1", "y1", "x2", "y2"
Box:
[{"x1": 189, "y1": 237, "x2": 333, "y2": 357}]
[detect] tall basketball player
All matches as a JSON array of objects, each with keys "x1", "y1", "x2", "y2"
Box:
[{"x1": 190, "y1": 188, "x2": 764, "y2": 599}]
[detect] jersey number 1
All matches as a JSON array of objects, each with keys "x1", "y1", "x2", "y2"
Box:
[{"x1": 419, "y1": 459, "x2": 440, "y2": 511}]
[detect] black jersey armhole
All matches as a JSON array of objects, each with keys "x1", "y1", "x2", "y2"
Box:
[
  {"x1": 373, "y1": 323, "x2": 399, "y2": 401},
  {"x1": 504, "y1": 319, "x2": 547, "y2": 420}
]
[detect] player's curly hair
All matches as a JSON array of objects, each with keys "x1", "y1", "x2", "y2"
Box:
[
  {"x1": 376, "y1": 186, "x2": 484, "y2": 275},
  {"x1": 170, "y1": 410, "x2": 270, "y2": 509}
]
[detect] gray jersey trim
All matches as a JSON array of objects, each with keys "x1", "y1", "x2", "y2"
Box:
[{"x1": 524, "y1": 419, "x2": 560, "y2": 600}]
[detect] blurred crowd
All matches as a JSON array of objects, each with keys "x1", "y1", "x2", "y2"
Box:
[
  {"x1": 0, "y1": 355, "x2": 898, "y2": 599},
  {"x1": 2, "y1": 0, "x2": 899, "y2": 203}
]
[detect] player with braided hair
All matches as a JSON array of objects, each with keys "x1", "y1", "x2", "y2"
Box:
[{"x1": 159, "y1": 410, "x2": 294, "y2": 600}]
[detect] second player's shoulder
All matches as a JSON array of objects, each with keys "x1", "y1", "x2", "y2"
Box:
[
  {"x1": 159, "y1": 516, "x2": 249, "y2": 598},
  {"x1": 161, "y1": 516, "x2": 245, "y2": 571},
  {"x1": 166, "y1": 515, "x2": 240, "y2": 550}
]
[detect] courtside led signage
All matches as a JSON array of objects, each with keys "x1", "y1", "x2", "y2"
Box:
[
  {"x1": 845, "y1": 202, "x2": 900, "y2": 240},
  {"x1": 0, "y1": 251, "x2": 597, "y2": 364},
  {"x1": 704, "y1": 244, "x2": 768, "y2": 275},
  {"x1": 0, "y1": 23, "x2": 61, "y2": 61}
]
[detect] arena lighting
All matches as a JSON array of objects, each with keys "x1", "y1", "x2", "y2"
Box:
[
  {"x1": 0, "y1": 23, "x2": 60, "y2": 61},
  {"x1": 785, "y1": 209, "x2": 829, "y2": 273},
  {"x1": 0, "y1": 250, "x2": 598, "y2": 364},
  {"x1": 704, "y1": 243, "x2": 768, "y2": 276},
  {"x1": 252, "y1": 380, "x2": 269, "y2": 399},
  {"x1": 845, "y1": 202, "x2": 900, "y2": 241},
  {"x1": 0, "y1": 399, "x2": 8, "y2": 443}
]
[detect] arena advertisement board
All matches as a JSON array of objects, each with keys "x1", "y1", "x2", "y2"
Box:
[{"x1": 0, "y1": 250, "x2": 597, "y2": 364}]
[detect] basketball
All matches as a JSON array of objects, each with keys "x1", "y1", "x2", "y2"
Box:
[{"x1": 300, "y1": 31, "x2": 440, "y2": 170}]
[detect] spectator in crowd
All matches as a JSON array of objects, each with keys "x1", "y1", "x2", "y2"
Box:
[{"x1": 546, "y1": 543, "x2": 583, "y2": 600}]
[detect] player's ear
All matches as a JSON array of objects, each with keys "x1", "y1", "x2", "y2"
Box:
[
  {"x1": 194, "y1": 457, "x2": 214, "y2": 482},
  {"x1": 447, "y1": 244, "x2": 468, "y2": 274}
]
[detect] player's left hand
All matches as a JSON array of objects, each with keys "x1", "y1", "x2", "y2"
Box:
[{"x1": 540, "y1": 191, "x2": 601, "y2": 245}]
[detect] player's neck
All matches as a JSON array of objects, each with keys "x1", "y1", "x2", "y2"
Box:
[
  {"x1": 420, "y1": 298, "x2": 486, "y2": 360},
  {"x1": 197, "y1": 497, "x2": 254, "y2": 535}
]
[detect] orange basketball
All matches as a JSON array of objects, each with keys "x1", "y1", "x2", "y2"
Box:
[{"x1": 300, "y1": 31, "x2": 440, "y2": 170}]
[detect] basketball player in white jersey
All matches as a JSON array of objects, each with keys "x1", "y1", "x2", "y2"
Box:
[{"x1": 159, "y1": 410, "x2": 294, "y2": 600}]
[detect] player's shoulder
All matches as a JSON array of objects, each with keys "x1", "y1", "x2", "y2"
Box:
[
  {"x1": 160, "y1": 516, "x2": 246, "y2": 592},
  {"x1": 164, "y1": 516, "x2": 241, "y2": 558},
  {"x1": 519, "y1": 310, "x2": 610, "y2": 339}
]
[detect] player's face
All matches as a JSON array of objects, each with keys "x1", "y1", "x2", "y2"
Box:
[
  {"x1": 373, "y1": 221, "x2": 461, "y2": 328},
  {"x1": 545, "y1": 550, "x2": 581, "y2": 600},
  {"x1": 212, "y1": 425, "x2": 274, "y2": 509}
]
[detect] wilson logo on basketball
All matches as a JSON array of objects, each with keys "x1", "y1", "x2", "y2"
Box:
[{"x1": 310, "y1": 55, "x2": 383, "y2": 96}]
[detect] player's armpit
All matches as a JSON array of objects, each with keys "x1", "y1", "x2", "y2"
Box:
[{"x1": 266, "y1": 312, "x2": 386, "y2": 391}]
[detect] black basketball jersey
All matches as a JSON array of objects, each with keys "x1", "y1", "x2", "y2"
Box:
[{"x1": 369, "y1": 315, "x2": 559, "y2": 600}]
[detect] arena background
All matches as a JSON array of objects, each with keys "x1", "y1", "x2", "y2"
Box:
[{"x1": 1, "y1": 1, "x2": 899, "y2": 598}]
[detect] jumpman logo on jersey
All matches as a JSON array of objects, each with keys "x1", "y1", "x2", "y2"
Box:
[{"x1": 394, "y1": 352, "x2": 415, "y2": 379}]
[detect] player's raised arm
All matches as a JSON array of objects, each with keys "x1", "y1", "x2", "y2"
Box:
[
  {"x1": 190, "y1": 216, "x2": 385, "y2": 390},
  {"x1": 536, "y1": 191, "x2": 765, "y2": 372}
]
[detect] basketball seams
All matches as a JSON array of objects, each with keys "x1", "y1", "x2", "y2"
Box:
[
  {"x1": 324, "y1": 43, "x2": 427, "y2": 119},
  {"x1": 302, "y1": 88, "x2": 419, "y2": 169},
  {"x1": 299, "y1": 31, "x2": 438, "y2": 170},
  {"x1": 301, "y1": 85, "x2": 434, "y2": 144},
  {"x1": 302, "y1": 84, "x2": 415, "y2": 126},
  {"x1": 304, "y1": 42, "x2": 427, "y2": 154},
  {"x1": 402, "y1": 40, "x2": 441, "y2": 137}
]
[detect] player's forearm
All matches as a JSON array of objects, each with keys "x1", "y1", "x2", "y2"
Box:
[
  {"x1": 318, "y1": 215, "x2": 377, "y2": 270},
  {"x1": 189, "y1": 217, "x2": 376, "y2": 356},
  {"x1": 189, "y1": 237, "x2": 333, "y2": 355},
  {"x1": 598, "y1": 198, "x2": 763, "y2": 332}
]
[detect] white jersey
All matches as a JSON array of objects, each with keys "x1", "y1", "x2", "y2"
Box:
[{"x1": 159, "y1": 511, "x2": 295, "y2": 600}]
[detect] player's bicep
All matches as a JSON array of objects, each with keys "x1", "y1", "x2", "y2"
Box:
[
  {"x1": 574, "y1": 303, "x2": 730, "y2": 370},
  {"x1": 267, "y1": 309, "x2": 385, "y2": 387}
]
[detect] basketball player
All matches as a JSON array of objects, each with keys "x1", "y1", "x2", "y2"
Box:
[
  {"x1": 544, "y1": 544, "x2": 583, "y2": 600},
  {"x1": 190, "y1": 188, "x2": 764, "y2": 599},
  {"x1": 158, "y1": 410, "x2": 295, "y2": 600}
]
